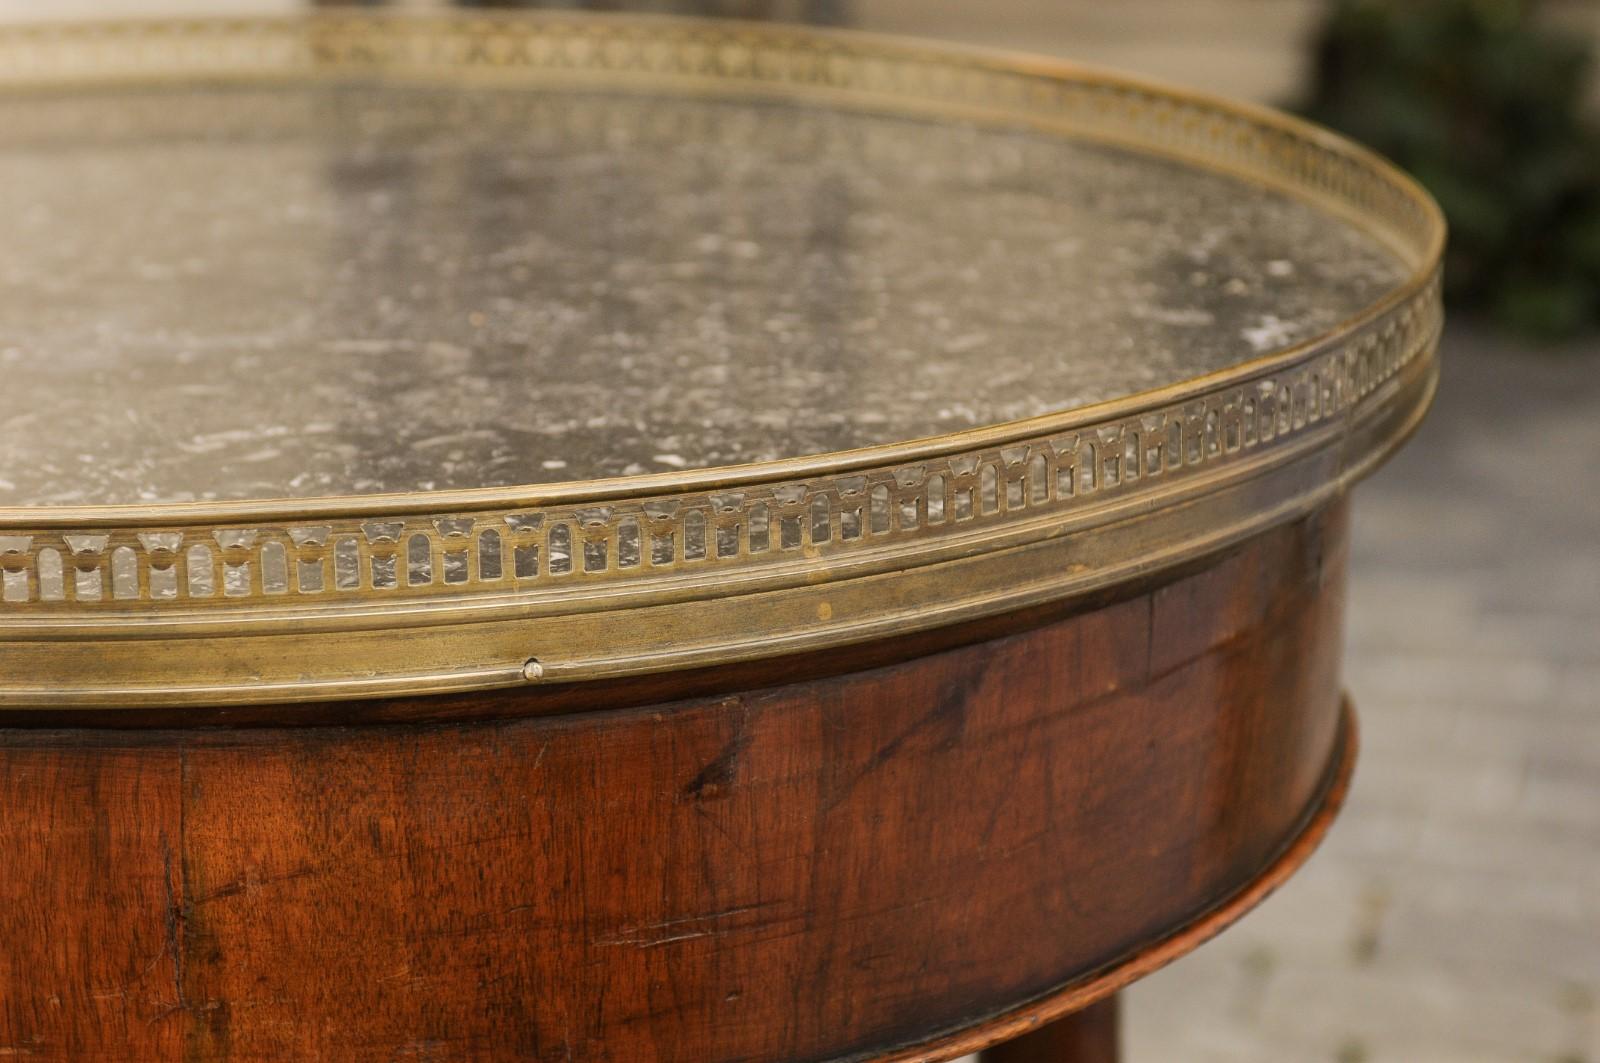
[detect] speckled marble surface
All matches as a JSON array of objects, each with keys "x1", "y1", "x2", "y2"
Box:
[{"x1": 0, "y1": 82, "x2": 1405, "y2": 506}]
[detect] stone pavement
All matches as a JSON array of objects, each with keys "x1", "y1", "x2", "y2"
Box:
[{"x1": 1123, "y1": 326, "x2": 1600, "y2": 1062}]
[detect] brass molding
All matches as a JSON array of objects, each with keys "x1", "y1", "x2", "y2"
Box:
[{"x1": 0, "y1": 12, "x2": 1445, "y2": 709}]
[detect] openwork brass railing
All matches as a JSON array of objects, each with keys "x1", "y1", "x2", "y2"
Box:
[{"x1": 0, "y1": 13, "x2": 1444, "y2": 707}]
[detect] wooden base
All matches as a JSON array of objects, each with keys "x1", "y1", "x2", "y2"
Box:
[
  {"x1": 896, "y1": 699, "x2": 1355, "y2": 1062},
  {"x1": 0, "y1": 503, "x2": 1352, "y2": 1061},
  {"x1": 979, "y1": 996, "x2": 1120, "y2": 1063}
]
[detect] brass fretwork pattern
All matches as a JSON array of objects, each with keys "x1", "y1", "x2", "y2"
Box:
[{"x1": 0, "y1": 13, "x2": 1444, "y2": 707}]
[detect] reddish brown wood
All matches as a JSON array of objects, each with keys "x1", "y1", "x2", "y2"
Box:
[
  {"x1": 979, "y1": 996, "x2": 1120, "y2": 1062},
  {"x1": 0, "y1": 743, "x2": 185, "y2": 1058},
  {"x1": 0, "y1": 502, "x2": 1351, "y2": 1062},
  {"x1": 893, "y1": 706, "x2": 1355, "y2": 1063}
]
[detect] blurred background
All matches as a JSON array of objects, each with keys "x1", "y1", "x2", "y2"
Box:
[{"x1": 2, "y1": 1, "x2": 1594, "y2": 1060}]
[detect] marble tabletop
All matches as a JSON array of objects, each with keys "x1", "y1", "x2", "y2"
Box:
[{"x1": 0, "y1": 81, "x2": 1404, "y2": 507}]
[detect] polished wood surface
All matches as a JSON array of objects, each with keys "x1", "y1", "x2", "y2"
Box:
[
  {"x1": 0, "y1": 502, "x2": 1351, "y2": 1061},
  {"x1": 978, "y1": 997, "x2": 1120, "y2": 1063}
]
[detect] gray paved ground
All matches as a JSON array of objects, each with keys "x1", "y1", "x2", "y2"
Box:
[{"x1": 1124, "y1": 326, "x2": 1600, "y2": 1062}]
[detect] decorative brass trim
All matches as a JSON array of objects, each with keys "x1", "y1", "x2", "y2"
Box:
[{"x1": 0, "y1": 12, "x2": 1444, "y2": 709}]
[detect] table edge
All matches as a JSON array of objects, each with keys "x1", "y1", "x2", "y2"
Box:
[{"x1": 0, "y1": 13, "x2": 1444, "y2": 708}]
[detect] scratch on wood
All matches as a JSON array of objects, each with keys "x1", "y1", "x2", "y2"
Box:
[
  {"x1": 160, "y1": 830, "x2": 186, "y2": 1016},
  {"x1": 594, "y1": 902, "x2": 781, "y2": 948},
  {"x1": 822, "y1": 661, "x2": 986, "y2": 813},
  {"x1": 683, "y1": 715, "x2": 751, "y2": 801},
  {"x1": 191, "y1": 863, "x2": 318, "y2": 905}
]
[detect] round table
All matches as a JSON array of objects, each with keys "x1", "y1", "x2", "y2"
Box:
[{"x1": 0, "y1": 13, "x2": 1443, "y2": 1061}]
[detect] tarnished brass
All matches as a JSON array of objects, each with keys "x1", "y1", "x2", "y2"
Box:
[{"x1": 0, "y1": 12, "x2": 1444, "y2": 709}]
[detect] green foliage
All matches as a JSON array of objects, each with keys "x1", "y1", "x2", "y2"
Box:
[{"x1": 1301, "y1": 0, "x2": 1600, "y2": 340}]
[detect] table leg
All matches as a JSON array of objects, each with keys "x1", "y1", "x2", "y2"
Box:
[{"x1": 977, "y1": 995, "x2": 1120, "y2": 1063}]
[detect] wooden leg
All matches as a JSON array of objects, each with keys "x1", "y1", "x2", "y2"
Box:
[{"x1": 978, "y1": 995, "x2": 1121, "y2": 1063}]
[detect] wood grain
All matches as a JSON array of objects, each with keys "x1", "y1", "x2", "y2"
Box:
[
  {"x1": 0, "y1": 742, "x2": 184, "y2": 1059},
  {"x1": 0, "y1": 502, "x2": 1351, "y2": 1061},
  {"x1": 977, "y1": 996, "x2": 1119, "y2": 1063}
]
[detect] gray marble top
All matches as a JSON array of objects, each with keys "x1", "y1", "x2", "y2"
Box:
[{"x1": 0, "y1": 82, "x2": 1405, "y2": 507}]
